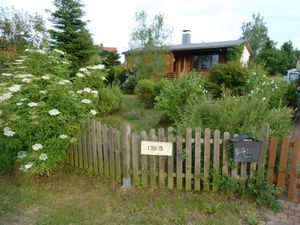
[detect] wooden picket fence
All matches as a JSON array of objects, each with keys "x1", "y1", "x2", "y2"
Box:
[
  {"x1": 67, "y1": 119, "x2": 276, "y2": 192},
  {"x1": 267, "y1": 136, "x2": 300, "y2": 201}
]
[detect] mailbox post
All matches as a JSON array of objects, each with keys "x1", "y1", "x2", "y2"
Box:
[{"x1": 230, "y1": 134, "x2": 262, "y2": 163}]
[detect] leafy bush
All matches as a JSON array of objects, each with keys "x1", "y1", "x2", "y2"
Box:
[
  {"x1": 176, "y1": 95, "x2": 292, "y2": 138},
  {"x1": 155, "y1": 72, "x2": 209, "y2": 122},
  {"x1": 209, "y1": 61, "x2": 249, "y2": 97},
  {"x1": 0, "y1": 49, "x2": 118, "y2": 174},
  {"x1": 135, "y1": 79, "x2": 165, "y2": 107},
  {"x1": 97, "y1": 85, "x2": 122, "y2": 114}
]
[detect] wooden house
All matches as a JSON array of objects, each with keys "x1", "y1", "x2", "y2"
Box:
[{"x1": 124, "y1": 31, "x2": 252, "y2": 77}]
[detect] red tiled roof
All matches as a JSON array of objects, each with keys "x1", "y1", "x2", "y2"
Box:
[{"x1": 103, "y1": 47, "x2": 117, "y2": 52}]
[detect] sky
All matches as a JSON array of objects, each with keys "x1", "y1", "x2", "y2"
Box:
[{"x1": 1, "y1": 0, "x2": 300, "y2": 61}]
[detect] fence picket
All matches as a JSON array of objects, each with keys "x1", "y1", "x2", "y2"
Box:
[
  {"x1": 87, "y1": 119, "x2": 93, "y2": 171},
  {"x1": 185, "y1": 128, "x2": 192, "y2": 191},
  {"x1": 222, "y1": 132, "x2": 230, "y2": 176},
  {"x1": 176, "y1": 134, "x2": 183, "y2": 190},
  {"x1": 267, "y1": 136, "x2": 278, "y2": 184},
  {"x1": 122, "y1": 124, "x2": 131, "y2": 186},
  {"x1": 83, "y1": 122, "x2": 88, "y2": 170},
  {"x1": 102, "y1": 125, "x2": 109, "y2": 177},
  {"x1": 141, "y1": 131, "x2": 148, "y2": 188},
  {"x1": 159, "y1": 128, "x2": 165, "y2": 188},
  {"x1": 96, "y1": 122, "x2": 103, "y2": 175},
  {"x1": 288, "y1": 136, "x2": 300, "y2": 200},
  {"x1": 213, "y1": 130, "x2": 220, "y2": 191},
  {"x1": 74, "y1": 142, "x2": 79, "y2": 167},
  {"x1": 149, "y1": 129, "x2": 157, "y2": 188},
  {"x1": 277, "y1": 136, "x2": 289, "y2": 188},
  {"x1": 114, "y1": 129, "x2": 121, "y2": 183},
  {"x1": 91, "y1": 120, "x2": 98, "y2": 174},
  {"x1": 108, "y1": 128, "x2": 116, "y2": 180},
  {"x1": 78, "y1": 128, "x2": 84, "y2": 169},
  {"x1": 167, "y1": 127, "x2": 174, "y2": 190},
  {"x1": 132, "y1": 132, "x2": 139, "y2": 186},
  {"x1": 194, "y1": 127, "x2": 201, "y2": 191},
  {"x1": 204, "y1": 128, "x2": 211, "y2": 191}
]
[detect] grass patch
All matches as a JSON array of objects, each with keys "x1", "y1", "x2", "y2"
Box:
[
  {"x1": 99, "y1": 95, "x2": 164, "y2": 132},
  {"x1": 0, "y1": 169, "x2": 264, "y2": 225}
]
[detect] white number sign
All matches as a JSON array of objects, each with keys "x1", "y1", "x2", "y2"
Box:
[{"x1": 141, "y1": 141, "x2": 173, "y2": 156}]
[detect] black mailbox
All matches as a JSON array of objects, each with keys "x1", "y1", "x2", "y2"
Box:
[{"x1": 230, "y1": 134, "x2": 262, "y2": 163}]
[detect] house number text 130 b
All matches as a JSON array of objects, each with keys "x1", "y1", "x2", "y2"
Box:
[{"x1": 141, "y1": 141, "x2": 173, "y2": 156}]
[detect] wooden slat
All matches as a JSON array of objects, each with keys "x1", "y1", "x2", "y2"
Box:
[
  {"x1": 185, "y1": 127, "x2": 192, "y2": 191},
  {"x1": 249, "y1": 162, "x2": 257, "y2": 179},
  {"x1": 132, "y1": 132, "x2": 139, "y2": 186},
  {"x1": 122, "y1": 124, "x2": 131, "y2": 186},
  {"x1": 96, "y1": 121, "x2": 103, "y2": 175},
  {"x1": 74, "y1": 142, "x2": 79, "y2": 167},
  {"x1": 194, "y1": 127, "x2": 201, "y2": 191},
  {"x1": 240, "y1": 163, "x2": 247, "y2": 181},
  {"x1": 108, "y1": 128, "x2": 116, "y2": 180},
  {"x1": 204, "y1": 128, "x2": 211, "y2": 192},
  {"x1": 87, "y1": 120, "x2": 93, "y2": 171},
  {"x1": 102, "y1": 125, "x2": 109, "y2": 177},
  {"x1": 277, "y1": 136, "x2": 289, "y2": 188},
  {"x1": 257, "y1": 123, "x2": 270, "y2": 183},
  {"x1": 83, "y1": 122, "x2": 88, "y2": 170},
  {"x1": 288, "y1": 136, "x2": 300, "y2": 200},
  {"x1": 222, "y1": 132, "x2": 230, "y2": 176},
  {"x1": 158, "y1": 128, "x2": 165, "y2": 188},
  {"x1": 213, "y1": 130, "x2": 220, "y2": 191},
  {"x1": 176, "y1": 134, "x2": 183, "y2": 190},
  {"x1": 267, "y1": 136, "x2": 278, "y2": 183},
  {"x1": 78, "y1": 129, "x2": 84, "y2": 169},
  {"x1": 149, "y1": 129, "x2": 156, "y2": 188},
  {"x1": 90, "y1": 120, "x2": 98, "y2": 174},
  {"x1": 141, "y1": 131, "x2": 148, "y2": 188},
  {"x1": 167, "y1": 127, "x2": 174, "y2": 190},
  {"x1": 114, "y1": 129, "x2": 121, "y2": 183}
]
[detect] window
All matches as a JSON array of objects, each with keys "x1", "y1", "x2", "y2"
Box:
[{"x1": 192, "y1": 54, "x2": 219, "y2": 70}]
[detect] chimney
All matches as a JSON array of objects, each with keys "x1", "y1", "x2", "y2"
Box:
[{"x1": 182, "y1": 30, "x2": 191, "y2": 45}]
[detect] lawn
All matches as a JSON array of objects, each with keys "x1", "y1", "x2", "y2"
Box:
[
  {"x1": 99, "y1": 95, "x2": 165, "y2": 132},
  {"x1": 0, "y1": 168, "x2": 264, "y2": 225}
]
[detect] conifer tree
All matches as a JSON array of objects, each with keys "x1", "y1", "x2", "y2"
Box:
[{"x1": 49, "y1": 0, "x2": 96, "y2": 70}]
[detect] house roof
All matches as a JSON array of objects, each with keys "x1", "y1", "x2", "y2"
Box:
[
  {"x1": 169, "y1": 39, "x2": 248, "y2": 52},
  {"x1": 102, "y1": 47, "x2": 117, "y2": 52}
]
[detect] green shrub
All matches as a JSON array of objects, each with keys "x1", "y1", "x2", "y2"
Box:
[
  {"x1": 155, "y1": 72, "x2": 209, "y2": 122},
  {"x1": 97, "y1": 85, "x2": 122, "y2": 114},
  {"x1": 176, "y1": 95, "x2": 292, "y2": 138},
  {"x1": 135, "y1": 79, "x2": 165, "y2": 107},
  {"x1": 0, "y1": 49, "x2": 112, "y2": 174},
  {"x1": 209, "y1": 61, "x2": 249, "y2": 97}
]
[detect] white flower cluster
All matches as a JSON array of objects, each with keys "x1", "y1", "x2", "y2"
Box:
[
  {"x1": 16, "y1": 74, "x2": 33, "y2": 78},
  {"x1": 59, "y1": 134, "x2": 68, "y2": 139},
  {"x1": 58, "y1": 79, "x2": 71, "y2": 85},
  {"x1": 90, "y1": 109, "x2": 97, "y2": 115},
  {"x1": 1, "y1": 73, "x2": 13, "y2": 77},
  {"x1": 32, "y1": 143, "x2": 43, "y2": 151},
  {"x1": 76, "y1": 87, "x2": 98, "y2": 97},
  {"x1": 76, "y1": 64, "x2": 105, "y2": 78},
  {"x1": 81, "y1": 99, "x2": 92, "y2": 104},
  {"x1": 39, "y1": 153, "x2": 48, "y2": 161},
  {"x1": 0, "y1": 92, "x2": 13, "y2": 102},
  {"x1": 8, "y1": 84, "x2": 21, "y2": 93},
  {"x1": 3, "y1": 127, "x2": 15, "y2": 137},
  {"x1": 49, "y1": 109, "x2": 60, "y2": 116},
  {"x1": 22, "y1": 78, "x2": 32, "y2": 83},
  {"x1": 17, "y1": 151, "x2": 27, "y2": 159},
  {"x1": 53, "y1": 49, "x2": 65, "y2": 55},
  {"x1": 28, "y1": 102, "x2": 38, "y2": 107}
]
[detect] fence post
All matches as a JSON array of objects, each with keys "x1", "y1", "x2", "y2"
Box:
[
  {"x1": 257, "y1": 123, "x2": 270, "y2": 184},
  {"x1": 288, "y1": 136, "x2": 300, "y2": 200},
  {"x1": 122, "y1": 124, "x2": 131, "y2": 188}
]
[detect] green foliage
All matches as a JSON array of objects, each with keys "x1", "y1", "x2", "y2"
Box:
[
  {"x1": 127, "y1": 10, "x2": 172, "y2": 85},
  {"x1": 155, "y1": 72, "x2": 208, "y2": 123},
  {"x1": 49, "y1": 0, "x2": 97, "y2": 71},
  {"x1": 97, "y1": 85, "x2": 122, "y2": 114},
  {"x1": 242, "y1": 13, "x2": 269, "y2": 56},
  {"x1": 209, "y1": 61, "x2": 249, "y2": 97},
  {"x1": 247, "y1": 179, "x2": 281, "y2": 211},
  {"x1": 203, "y1": 203, "x2": 222, "y2": 214},
  {"x1": 177, "y1": 95, "x2": 292, "y2": 138},
  {"x1": 99, "y1": 48, "x2": 121, "y2": 84},
  {"x1": 134, "y1": 79, "x2": 165, "y2": 107},
  {"x1": 218, "y1": 175, "x2": 241, "y2": 194},
  {"x1": 257, "y1": 40, "x2": 297, "y2": 75},
  {"x1": 227, "y1": 45, "x2": 243, "y2": 62},
  {"x1": 0, "y1": 7, "x2": 46, "y2": 73},
  {"x1": 0, "y1": 49, "x2": 118, "y2": 174}
]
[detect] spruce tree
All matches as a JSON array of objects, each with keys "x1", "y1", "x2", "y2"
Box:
[{"x1": 49, "y1": 0, "x2": 96, "y2": 70}]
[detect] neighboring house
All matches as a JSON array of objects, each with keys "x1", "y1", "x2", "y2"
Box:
[{"x1": 123, "y1": 31, "x2": 252, "y2": 77}]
